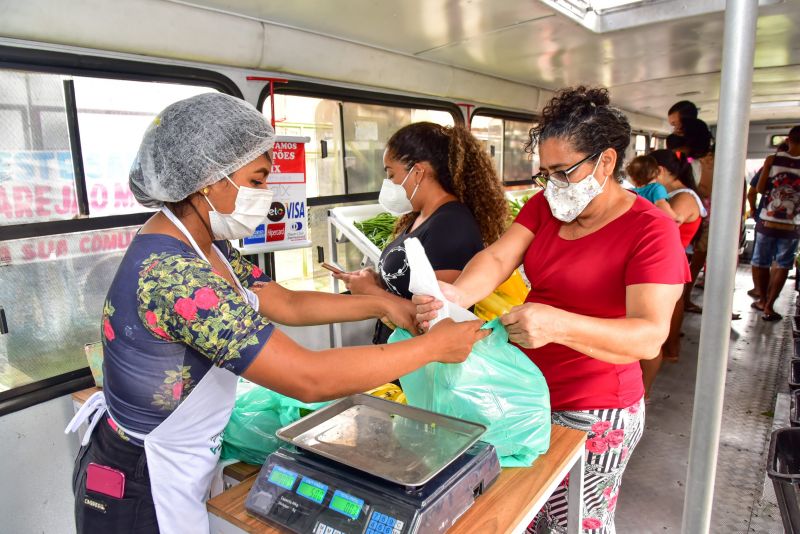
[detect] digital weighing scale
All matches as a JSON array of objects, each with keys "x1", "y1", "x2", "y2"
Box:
[{"x1": 245, "y1": 394, "x2": 502, "y2": 534}]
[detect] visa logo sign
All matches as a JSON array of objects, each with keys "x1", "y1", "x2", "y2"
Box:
[{"x1": 286, "y1": 202, "x2": 305, "y2": 219}]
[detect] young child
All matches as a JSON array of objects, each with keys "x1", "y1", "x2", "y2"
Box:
[{"x1": 627, "y1": 155, "x2": 678, "y2": 220}]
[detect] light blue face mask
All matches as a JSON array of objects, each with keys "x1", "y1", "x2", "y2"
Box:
[{"x1": 378, "y1": 167, "x2": 421, "y2": 215}]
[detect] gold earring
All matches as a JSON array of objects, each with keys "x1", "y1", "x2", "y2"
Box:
[{"x1": 202, "y1": 187, "x2": 209, "y2": 195}]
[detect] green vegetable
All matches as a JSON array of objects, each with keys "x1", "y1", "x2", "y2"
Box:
[
  {"x1": 354, "y1": 212, "x2": 398, "y2": 250},
  {"x1": 508, "y1": 194, "x2": 533, "y2": 220}
]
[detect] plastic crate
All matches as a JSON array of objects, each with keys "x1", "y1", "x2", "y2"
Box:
[
  {"x1": 791, "y1": 360, "x2": 800, "y2": 392},
  {"x1": 767, "y1": 428, "x2": 800, "y2": 533},
  {"x1": 792, "y1": 391, "x2": 800, "y2": 428}
]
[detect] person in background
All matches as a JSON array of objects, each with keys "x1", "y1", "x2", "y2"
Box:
[
  {"x1": 335, "y1": 122, "x2": 508, "y2": 344},
  {"x1": 665, "y1": 119, "x2": 714, "y2": 314},
  {"x1": 667, "y1": 100, "x2": 699, "y2": 135},
  {"x1": 639, "y1": 149, "x2": 705, "y2": 399},
  {"x1": 747, "y1": 142, "x2": 790, "y2": 300},
  {"x1": 627, "y1": 155, "x2": 678, "y2": 219},
  {"x1": 751, "y1": 126, "x2": 800, "y2": 321},
  {"x1": 66, "y1": 94, "x2": 488, "y2": 534},
  {"x1": 415, "y1": 86, "x2": 689, "y2": 533}
]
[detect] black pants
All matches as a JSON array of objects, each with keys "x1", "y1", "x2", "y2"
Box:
[{"x1": 73, "y1": 417, "x2": 159, "y2": 533}]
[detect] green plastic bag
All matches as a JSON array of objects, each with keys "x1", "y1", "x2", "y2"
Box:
[
  {"x1": 389, "y1": 318, "x2": 551, "y2": 467},
  {"x1": 220, "y1": 381, "x2": 327, "y2": 465}
]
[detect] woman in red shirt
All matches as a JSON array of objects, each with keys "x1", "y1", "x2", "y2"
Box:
[{"x1": 415, "y1": 86, "x2": 690, "y2": 533}]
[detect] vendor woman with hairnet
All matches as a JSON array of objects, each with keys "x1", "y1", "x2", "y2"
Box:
[{"x1": 66, "y1": 93, "x2": 486, "y2": 534}]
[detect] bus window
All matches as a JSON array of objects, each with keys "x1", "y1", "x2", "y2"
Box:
[
  {"x1": 635, "y1": 134, "x2": 648, "y2": 156},
  {"x1": 342, "y1": 102, "x2": 454, "y2": 195},
  {"x1": 0, "y1": 70, "x2": 78, "y2": 225},
  {"x1": 0, "y1": 69, "x2": 223, "y2": 398},
  {"x1": 650, "y1": 136, "x2": 666, "y2": 150},
  {"x1": 263, "y1": 94, "x2": 345, "y2": 198},
  {"x1": 504, "y1": 119, "x2": 536, "y2": 183},
  {"x1": 471, "y1": 114, "x2": 536, "y2": 184},
  {"x1": 262, "y1": 93, "x2": 457, "y2": 291},
  {"x1": 0, "y1": 227, "x2": 138, "y2": 392},
  {"x1": 73, "y1": 77, "x2": 215, "y2": 217},
  {"x1": 471, "y1": 115, "x2": 503, "y2": 179}
]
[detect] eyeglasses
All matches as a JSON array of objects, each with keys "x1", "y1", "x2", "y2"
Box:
[{"x1": 533, "y1": 151, "x2": 602, "y2": 189}]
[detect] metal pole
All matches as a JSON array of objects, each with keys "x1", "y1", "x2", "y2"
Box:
[{"x1": 682, "y1": 1, "x2": 758, "y2": 532}]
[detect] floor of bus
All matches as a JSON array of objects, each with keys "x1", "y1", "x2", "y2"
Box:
[{"x1": 617, "y1": 263, "x2": 794, "y2": 533}]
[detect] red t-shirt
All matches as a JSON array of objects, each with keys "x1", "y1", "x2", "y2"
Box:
[
  {"x1": 514, "y1": 193, "x2": 691, "y2": 411},
  {"x1": 678, "y1": 217, "x2": 702, "y2": 248}
]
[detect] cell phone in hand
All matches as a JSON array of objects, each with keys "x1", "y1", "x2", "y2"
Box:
[
  {"x1": 86, "y1": 462, "x2": 125, "y2": 499},
  {"x1": 321, "y1": 262, "x2": 345, "y2": 275}
]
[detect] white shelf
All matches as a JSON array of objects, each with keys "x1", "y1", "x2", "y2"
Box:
[{"x1": 328, "y1": 204, "x2": 389, "y2": 267}]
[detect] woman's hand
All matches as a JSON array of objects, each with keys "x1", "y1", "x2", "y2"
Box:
[
  {"x1": 412, "y1": 281, "x2": 466, "y2": 332},
  {"x1": 500, "y1": 303, "x2": 562, "y2": 349},
  {"x1": 424, "y1": 318, "x2": 490, "y2": 363},
  {"x1": 333, "y1": 268, "x2": 381, "y2": 295},
  {"x1": 380, "y1": 297, "x2": 417, "y2": 333}
]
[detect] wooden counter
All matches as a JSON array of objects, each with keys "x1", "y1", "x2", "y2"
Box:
[
  {"x1": 207, "y1": 425, "x2": 586, "y2": 534},
  {"x1": 72, "y1": 386, "x2": 101, "y2": 406}
]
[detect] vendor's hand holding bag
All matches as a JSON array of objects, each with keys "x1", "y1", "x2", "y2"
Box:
[{"x1": 388, "y1": 239, "x2": 551, "y2": 467}]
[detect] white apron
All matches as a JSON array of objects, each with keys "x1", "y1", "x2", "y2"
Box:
[{"x1": 66, "y1": 207, "x2": 260, "y2": 534}]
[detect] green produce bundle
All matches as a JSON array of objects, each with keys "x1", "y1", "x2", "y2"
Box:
[
  {"x1": 354, "y1": 212, "x2": 398, "y2": 250},
  {"x1": 508, "y1": 194, "x2": 532, "y2": 219}
]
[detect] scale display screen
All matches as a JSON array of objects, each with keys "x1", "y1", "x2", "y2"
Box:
[
  {"x1": 329, "y1": 489, "x2": 364, "y2": 520},
  {"x1": 267, "y1": 465, "x2": 297, "y2": 490},
  {"x1": 296, "y1": 477, "x2": 328, "y2": 504}
]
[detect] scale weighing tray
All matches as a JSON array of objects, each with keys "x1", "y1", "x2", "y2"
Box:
[{"x1": 245, "y1": 394, "x2": 502, "y2": 534}]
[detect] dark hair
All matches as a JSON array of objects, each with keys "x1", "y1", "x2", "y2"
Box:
[
  {"x1": 386, "y1": 122, "x2": 508, "y2": 244},
  {"x1": 526, "y1": 86, "x2": 631, "y2": 179},
  {"x1": 668, "y1": 100, "x2": 699, "y2": 120},
  {"x1": 680, "y1": 118, "x2": 712, "y2": 158},
  {"x1": 666, "y1": 133, "x2": 684, "y2": 151},
  {"x1": 650, "y1": 149, "x2": 696, "y2": 191},
  {"x1": 626, "y1": 155, "x2": 660, "y2": 187},
  {"x1": 789, "y1": 126, "x2": 800, "y2": 144}
]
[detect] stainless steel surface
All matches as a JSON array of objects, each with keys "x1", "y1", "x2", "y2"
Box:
[
  {"x1": 683, "y1": 2, "x2": 759, "y2": 532},
  {"x1": 617, "y1": 266, "x2": 791, "y2": 533},
  {"x1": 276, "y1": 394, "x2": 486, "y2": 487}
]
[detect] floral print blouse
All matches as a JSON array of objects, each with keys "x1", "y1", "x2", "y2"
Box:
[{"x1": 101, "y1": 233, "x2": 275, "y2": 443}]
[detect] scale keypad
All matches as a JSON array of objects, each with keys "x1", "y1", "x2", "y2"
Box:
[
  {"x1": 313, "y1": 522, "x2": 345, "y2": 534},
  {"x1": 366, "y1": 512, "x2": 404, "y2": 534}
]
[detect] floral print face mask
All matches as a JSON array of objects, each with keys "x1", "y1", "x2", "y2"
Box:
[{"x1": 543, "y1": 157, "x2": 608, "y2": 223}]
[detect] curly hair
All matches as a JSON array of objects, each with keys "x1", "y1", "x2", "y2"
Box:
[
  {"x1": 386, "y1": 122, "x2": 508, "y2": 245},
  {"x1": 525, "y1": 86, "x2": 631, "y2": 180}
]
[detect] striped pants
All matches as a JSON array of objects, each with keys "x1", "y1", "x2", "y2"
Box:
[{"x1": 527, "y1": 398, "x2": 645, "y2": 534}]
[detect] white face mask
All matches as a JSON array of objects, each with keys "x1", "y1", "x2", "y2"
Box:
[
  {"x1": 203, "y1": 176, "x2": 274, "y2": 240},
  {"x1": 378, "y1": 167, "x2": 420, "y2": 215},
  {"x1": 543, "y1": 157, "x2": 608, "y2": 223}
]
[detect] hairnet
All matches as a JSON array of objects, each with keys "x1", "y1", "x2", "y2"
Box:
[{"x1": 129, "y1": 93, "x2": 275, "y2": 208}]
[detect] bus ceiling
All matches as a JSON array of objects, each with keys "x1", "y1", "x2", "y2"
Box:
[{"x1": 1, "y1": 0, "x2": 797, "y2": 130}]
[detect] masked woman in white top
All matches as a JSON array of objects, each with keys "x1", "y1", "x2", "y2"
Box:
[{"x1": 66, "y1": 93, "x2": 487, "y2": 534}]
